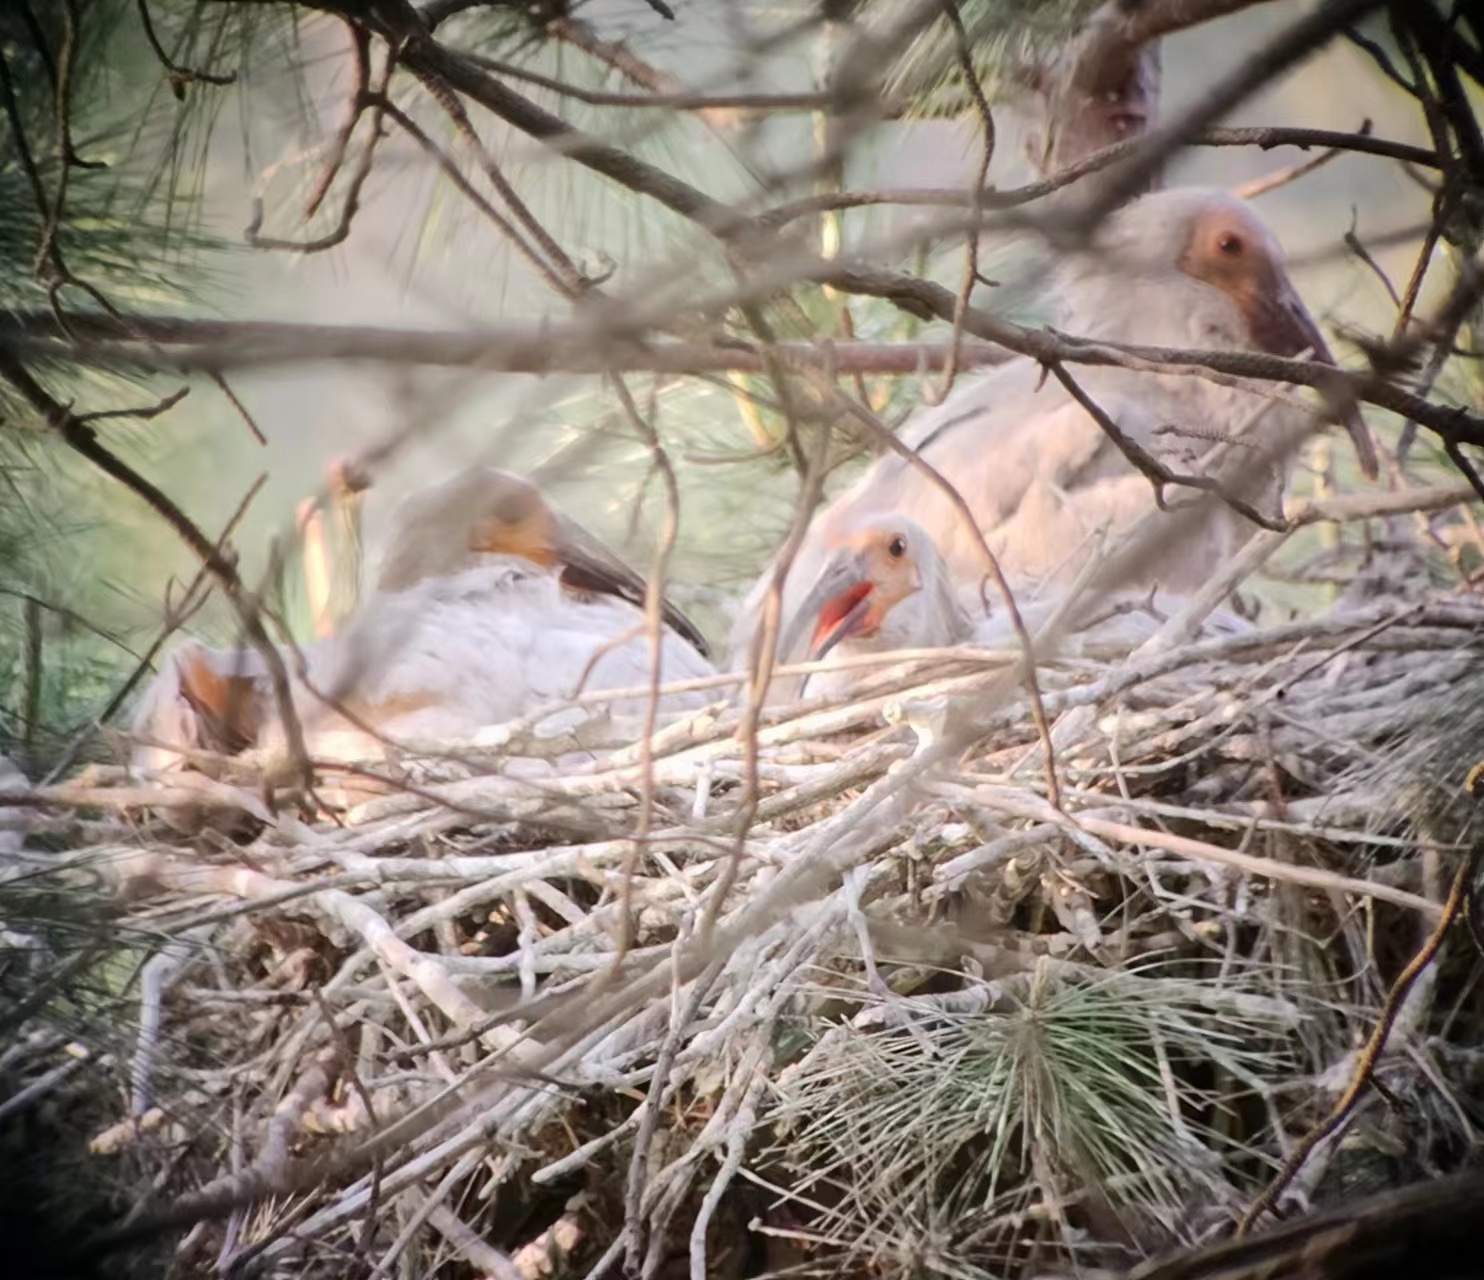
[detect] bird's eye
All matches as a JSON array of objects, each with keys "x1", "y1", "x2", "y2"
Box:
[
  {"x1": 887, "y1": 535, "x2": 907, "y2": 559},
  {"x1": 1217, "y1": 232, "x2": 1244, "y2": 257}
]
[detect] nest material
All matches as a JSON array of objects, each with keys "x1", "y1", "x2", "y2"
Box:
[{"x1": 3, "y1": 593, "x2": 1484, "y2": 1280}]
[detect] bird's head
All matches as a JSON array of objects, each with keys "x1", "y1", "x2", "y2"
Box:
[
  {"x1": 131, "y1": 640, "x2": 267, "y2": 769},
  {"x1": 1063, "y1": 188, "x2": 1377, "y2": 478},
  {"x1": 781, "y1": 516, "x2": 957, "y2": 664},
  {"x1": 376, "y1": 467, "x2": 560, "y2": 591},
  {"x1": 466, "y1": 472, "x2": 564, "y2": 567},
  {"x1": 376, "y1": 466, "x2": 712, "y2": 657}
]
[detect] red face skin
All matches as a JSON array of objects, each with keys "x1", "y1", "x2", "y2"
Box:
[
  {"x1": 807, "y1": 526, "x2": 922, "y2": 660},
  {"x1": 1178, "y1": 205, "x2": 1378, "y2": 479}
]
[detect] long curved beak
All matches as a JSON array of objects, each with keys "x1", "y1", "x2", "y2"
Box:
[
  {"x1": 779, "y1": 549, "x2": 875, "y2": 664},
  {"x1": 1252, "y1": 279, "x2": 1379, "y2": 480},
  {"x1": 554, "y1": 517, "x2": 713, "y2": 659}
]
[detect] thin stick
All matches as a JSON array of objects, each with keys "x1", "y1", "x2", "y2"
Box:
[{"x1": 1238, "y1": 841, "x2": 1477, "y2": 1233}]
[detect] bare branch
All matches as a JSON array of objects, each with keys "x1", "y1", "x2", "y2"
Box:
[
  {"x1": 246, "y1": 37, "x2": 393, "y2": 254},
  {"x1": 1238, "y1": 842, "x2": 1480, "y2": 1233},
  {"x1": 461, "y1": 50, "x2": 835, "y2": 113},
  {"x1": 136, "y1": 0, "x2": 237, "y2": 99}
]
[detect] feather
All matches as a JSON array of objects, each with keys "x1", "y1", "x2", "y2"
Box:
[{"x1": 734, "y1": 189, "x2": 1353, "y2": 682}]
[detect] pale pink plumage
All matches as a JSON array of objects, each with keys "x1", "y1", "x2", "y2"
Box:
[{"x1": 735, "y1": 188, "x2": 1364, "y2": 682}]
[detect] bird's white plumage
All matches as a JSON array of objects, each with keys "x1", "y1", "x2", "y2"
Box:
[
  {"x1": 132, "y1": 559, "x2": 716, "y2": 778},
  {"x1": 251, "y1": 556, "x2": 715, "y2": 760},
  {"x1": 284, "y1": 554, "x2": 718, "y2": 744},
  {"x1": 733, "y1": 188, "x2": 1319, "y2": 676}
]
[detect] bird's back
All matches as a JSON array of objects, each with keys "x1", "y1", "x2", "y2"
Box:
[{"x1": 285, "y1": 557, "x2": 716, "y2": 754}]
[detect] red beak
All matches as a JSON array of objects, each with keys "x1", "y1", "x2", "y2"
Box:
[{"x1": 810, "y1": 581, "x2": 875, "y2": 661}]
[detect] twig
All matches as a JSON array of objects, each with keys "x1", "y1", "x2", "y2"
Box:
[
  {"x1": 20, "y1": 598, "x2": 42, "y2": 766},
  {"x1": 933, "y1": 0, "x2": 995, "y2": 405},
  {"x1": 136, "y1": 0, "x2": 237, "y2": 100},
  {"x1": 33, "y1": 0, "x2": 78, "y2": 279},
  {"x1": 246, "y1": 34, "x2": 392, "y2": 254},
  {"x1": 1071, "y1": 0, "x2": 1388, "y2": 230},
  {"x1": 462, "y1": 51, "x2": 834, "y2": 112},
  {"x1": 306, "y1": 21, "x2": 370, "y2": 220},
  {"x1": 41, "y1": 473, "x2": 266, "y2": 784},
  {"x1": 757, "y1": 125, "x2": 1441, "y2": 231},
  {"x1": 1344, "y1": 210, "x2": 1404, "y2": 308},
  {"x1": 1066, "y1": 814, "x2": 1441, "y2": 918},
  {"x1": 1045, "y1": 359, "x2": 1290, "y2": 532},
  {"x1": 1232, "y1": 121, "x2": 1360, "y2": 199},
  {"x1": 73, "y1": 385, "x2": 189, "y2": 427},
  {"x1": 606, "y1": 375, "x2": 683, "y2": 962},
  {"x1": 130, "y1": 930, "x2": 208, "y2": 1114},
  {"x1": 0, "y1": 1046, "x2": 90, "y2": 1123},
  {"x1": 1238, "y1": 839, "x2": 1478, "y2": 1232},
  {"x1": 207, "y1": 371, "x2": 268, "y2": 446},
  {"x1": 411, "y1": 66, "x2": 590, "y2": 296}
]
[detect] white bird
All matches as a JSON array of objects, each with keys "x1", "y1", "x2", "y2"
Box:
[
  {"x1": 373, "y1": 466, "x2": 711, "y2": 657},
  {"x1": 770, "y1": 514, "x2": 974, "y2": 701},
  {"x1": 259, "y1": 555, "x2": 715, "y2": 763},
  {"x1": 131, "y1": 468, "x2": 715, "y2": 778},
  {"x1": 774, "y1": 515, "x2": 1251, "y2": 702},
  {"x1": 734, "y1": 188, "x2": 1373, "y2": 682}
]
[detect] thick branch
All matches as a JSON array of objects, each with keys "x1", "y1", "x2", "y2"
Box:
[
  {"x1": 5, "y1": 293, "x2": 1481, "y2": 452},
  {"x1": 758, "y1": 125, "x2": 1439, "y2": 231},
  {"x1": 0, "y1": 316, "x2": 1009, "y2": 375}
]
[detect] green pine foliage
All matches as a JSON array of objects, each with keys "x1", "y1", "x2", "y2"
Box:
[
  {"x1": 772, "y1": 964, "x2": 1298, "y2": 1276},
  {"x1": 0, "y1": 1, "x2": 253, "y2": 770}
]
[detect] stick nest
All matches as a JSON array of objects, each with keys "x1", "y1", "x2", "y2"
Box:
[{"x1": 4, "y1": 591, "x2": 1484, "y2": 1280}]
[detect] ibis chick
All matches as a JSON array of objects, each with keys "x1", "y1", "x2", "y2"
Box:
[
  {"x1": 736, "y1": 188, "x2": 1374, "y2": 679},
  {"x1": 131, "y1": 468, "x2": 715, "y2": 782}
]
